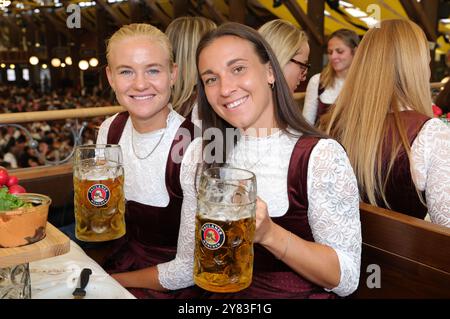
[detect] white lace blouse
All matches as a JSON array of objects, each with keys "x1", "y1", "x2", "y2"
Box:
[
  {"x1": 97, "y1": 108, "x2": 187, "y2": 206},
  {"x1": 411, "y1": 118, "x2": 450, "y2": 227},
  {"x1": 163, "y1": 131, "x2": 362, "y2": 297},
  {"x1": 303, "y1": 73, "x2": 344, "y2": 125}
]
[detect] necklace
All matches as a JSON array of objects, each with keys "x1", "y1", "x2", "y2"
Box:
[
  {"x1": 131, "y1": 126, "x2": 166, "y2": 160},
  {"x1": 232, "y1": 132, "x2": 280, "y2": 171},
  {"x1": 237, "y1": 142, "x2": 263, "y2": 171}
]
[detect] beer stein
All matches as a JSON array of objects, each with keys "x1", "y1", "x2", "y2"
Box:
[
  {"x1": 73, "y1": 144, "x2": 125, "y2": 241},
  {"x1": 193, "y1": 167, "x2": 257, "y2": 293}
]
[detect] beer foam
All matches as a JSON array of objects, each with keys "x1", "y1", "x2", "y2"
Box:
[{"x1": 197, "y1": 200, "x2": 255, "y2": 221}]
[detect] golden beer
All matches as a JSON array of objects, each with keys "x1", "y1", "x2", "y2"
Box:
[
  {"x1": 74, "y1": 175, "x2": 125, "y2": 241},
  {"x1": 73, "y1": 144, "x2": 125, "y2": 242},
  {"x1": 193, "y1": 204, "x2": 256, "y2": 293}
]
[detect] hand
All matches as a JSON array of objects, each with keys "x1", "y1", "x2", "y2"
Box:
[{"x1": 253, "y1": 196, "x2": 274, "y2": 245}]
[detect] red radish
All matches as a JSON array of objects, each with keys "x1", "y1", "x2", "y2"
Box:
[
  {"x1": 6, "y1": 175, "x2": 18, "y2": 187},
  {"x1": 8, "y1": 184, "x2": 26, "y2": 194},
  {"x1": 0, "y1": 169, "x2": 9, "y2": 186}
]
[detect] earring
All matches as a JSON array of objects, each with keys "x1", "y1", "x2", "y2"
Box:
[{"x1": 269, "y1": 82, "x2": 275, "y2": 90}]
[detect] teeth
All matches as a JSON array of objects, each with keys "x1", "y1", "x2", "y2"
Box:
[
  {"x1": 225, "y1": 96, "x2": 247, "y2": 109},
  {"x1": 132, "y1": 95, "x2": 153, "y2": 100}
]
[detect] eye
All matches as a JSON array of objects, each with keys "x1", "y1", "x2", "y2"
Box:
[
  {"x1": 148, "y1": 68, "x2": 160, "y2": 75},
  {"x1": 233, "y1": 66, "x2": 246, "y2": 74},
  {"x1": 119, "y1": 69, "x2": 132, "y2": 75},
  {"x1": 203, "y1": 76, "x2": 217, "y2": 86}
]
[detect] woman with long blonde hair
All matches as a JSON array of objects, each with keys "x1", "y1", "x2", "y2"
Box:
[
  {"x1": 303, "y1": 29, "x2": 359, "y2": 125},
  {"x1": 322, "y1": 19, "x2": 450, "y2": 227},
  {"x1": 165, "y1": 16, "x2": 216, "y2": 126},
  {"x1": 259, "y1": 19, "x2": 310, "y2": 93}
]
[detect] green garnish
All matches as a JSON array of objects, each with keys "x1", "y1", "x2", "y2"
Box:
[{"x1": 0, "y1": 186, "x2": 30, "y2": 212}]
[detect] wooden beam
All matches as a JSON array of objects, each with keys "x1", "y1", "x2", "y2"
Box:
[
  {"x1": 229, "y1": 0, "x2": 247, "y2": 24},
  {"x1": 128, "y1": 0, "x2": 145, "y2": 23},
  {"x1": 4, "y1": 17, "x2": 22, "y2": 49},
  {"x1": 203, "y1": 0, "x2": 227, "y2": 24},
  {"x1": 5, "y1": 17, "x2": 22, "y2": 36},
  {"x1": 307, "y1": 0, "x2": 324, "y2": 79},
  {"x1": 283, "y1": 0, "x2": 323, "y2": 46},
  {"x1": 96, "y1": 0, "x2": 128, "y2": 26},
  {"x1": 144, "y1": 0, "x2": 171, "y2": 28},
  {"x1": 173, "y1": 0, "x2": 190, "y2": 18},
  {"x1": 80, "y1": 10, "x2": 97, "y2": 32},
  {"x1": 53, "y1": 7, "x2": 96, "y2": 33},
  {"x1": 96, "y1": 5, "x2": 111, "y2": 91},
  {"x1": 42, "y1": 12, "x2": 76, "y2": 41},
  {"x1": 400, "y1": 0, "x2": 437, "y2": 41},
  {"x1": 115, "y1": 3, "x2": 131, "y2": 22}
]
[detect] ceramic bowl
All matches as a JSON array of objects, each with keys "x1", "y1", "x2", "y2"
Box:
[{"x1": 0, "y1": 193, "x2": 51, "y2": 248}]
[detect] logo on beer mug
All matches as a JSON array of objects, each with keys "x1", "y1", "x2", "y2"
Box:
[
  {"x1": 201, "y1": 223, "x2": 225, "y2": 250},
  {"x1": 87, "y1": 184, "x2": 110, "y2": 207}
]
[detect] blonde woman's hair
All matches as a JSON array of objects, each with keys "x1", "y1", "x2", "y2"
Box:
[
  {"x1": 106, "y1": 23, "x2": 174, "y2": 67},
  {"x1": 321, "y1": 19, "x2": 433, "y2": 208},
  {"x1": 320, "y1": 28, "x2": 359, "y2": 89},
  {"x1": 258, "y1": 19, "x2": 308, "y2": 69},
  {"x1": 166, "y1": 16, "x2": 216, "y2": 116}
]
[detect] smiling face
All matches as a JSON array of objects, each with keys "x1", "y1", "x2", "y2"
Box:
[
  {"x1": 198, "y1": 35, "x2": 275, "y2": 135},
  {"x1": 327, "y1": 36, "x2": 355, "y2": 77},
  {"x1": 283, "y1": 41, "x2": 310, "y2": 93},
  {"x1": 106, "y1": 36, "x2": 177, "y2": 132}
]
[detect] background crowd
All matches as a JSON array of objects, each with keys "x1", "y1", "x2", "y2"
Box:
[{"x1": 0, "y1": 85, "x2": 114, "y2": 168}]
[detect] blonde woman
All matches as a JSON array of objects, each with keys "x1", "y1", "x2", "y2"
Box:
[
  {"x1": 259, "y1": 19, "x2": 310, "y2": 94},
  {"x1": 165, "y1": 16, "x2": 216, "y2": 127},
  {"x1": 303, "y1": 29, "x2": 359, "y2": 125},
  {"x1": 322, "y1": 19, "x2": 450, "y2": 227},
  {"x1": 96, "y1": 23, "x2": 202, "y2": 297}
]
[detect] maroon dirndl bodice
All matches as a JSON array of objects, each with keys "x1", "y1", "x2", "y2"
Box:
[
  {"x1": 315, "y1": 86, "x2": 331, "y2": 125},
  {"x1": 104, "y1": 112, "x2": 201, "y2": 298},
  {"x1": 202, "y1": 136, "x2": 337, "y2": 299},
  {"x1": 373, "y1": 111, "x2": 431, "y2": 219}
]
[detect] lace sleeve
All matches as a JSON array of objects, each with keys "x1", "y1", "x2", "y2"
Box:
[
  {"x1": 157, "y1": 138, "x2": 202, "y2": 289},
  {"x1": 411, "y1": 119, "x2": 450, "y2": 227},
  {"x1": 303, "y1": 74, "x2": 320, "y2": 125},
  {"x1": 307, "y1": 139, "x2": 362, "y2": 297}
]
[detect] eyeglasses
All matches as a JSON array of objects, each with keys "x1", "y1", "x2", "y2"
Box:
[{"x1": 290, "y1": 59, "x2": 311, "y2": 73}]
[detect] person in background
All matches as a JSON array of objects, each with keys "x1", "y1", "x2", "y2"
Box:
[
  {"x1": 303, "y1": 29, "x2": 359, "y2": 125},
  {"x1": 321, "y1": 19, "x2": 450, "y2": 227},
  {"x1": 96, "y1": 23, "x2": 201, "y2": 298},
  {"x1": 165, "y1": 16, "x2": 216, "y2": 128},
  {"x1": 193, "y1": 22, "x2": 361, "y2": 298},
  {"x1": 259, "y1": 19, "x2": 310, "y2": 94}
]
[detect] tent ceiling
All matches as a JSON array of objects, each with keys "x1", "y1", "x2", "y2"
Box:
[{"x1": 0, "y1": 0, "x2": 448, "y2": 52}]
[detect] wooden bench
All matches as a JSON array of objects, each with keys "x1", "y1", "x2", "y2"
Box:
[{"x1": 353, "y1": 203, "x2": 450, "y2": 298}]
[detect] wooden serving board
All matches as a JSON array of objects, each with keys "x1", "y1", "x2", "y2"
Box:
[{"x1": 0, "y1": 223, "x2": 70, "y2": 268}]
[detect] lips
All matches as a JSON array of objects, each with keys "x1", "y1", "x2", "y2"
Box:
[{"x1": 224, "y1": 96, "x2": 248, "y2": 109}]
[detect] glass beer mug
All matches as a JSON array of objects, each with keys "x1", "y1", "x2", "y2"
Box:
[
  {"x1": 194, "y1": 167, "x2": 257, "y2": 293},
  {"x1": 73, "y1": 144, "x2": 125, "y2": 241}
]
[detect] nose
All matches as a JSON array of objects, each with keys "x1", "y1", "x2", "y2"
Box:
[
  {"x1": 219, "y1": 75, "x2": 236, "y2": 97},
  {"x1": 133, "y1": 72, "x2": 149, "y2": 91},
  {"x1": 330, "y1": 51, "x2": 339, "y2": 60},
  {"x1": 299, "y1": 71, "x2": 307, "y2": 82}
]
